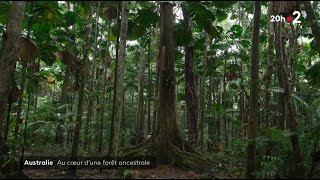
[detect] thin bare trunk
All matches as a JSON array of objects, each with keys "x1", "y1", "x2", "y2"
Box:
[
  {"x1": 68, "y1": 2, "x2": 93, "y2": 176},
  {"x1": 109, "y1": 1, "x2": 129, "y2": 156},
  {"x1": 136, "y1": 48, "x2": 146, "y2": 144},
  {"x1": 246, "y1": 1, "x2": 261, "y2": 179}
]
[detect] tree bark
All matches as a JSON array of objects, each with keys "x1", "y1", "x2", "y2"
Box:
[
  {"x1": 0, "y1": 1, "x2": 25, "y2": 158},
  {"x1": 68, "y1": 1, "x2": 93, "y2": 176},
  {"x1": 301, "y1": 1, "x2": 320, "y2": 55},
  {"x1": 246, "y1": 1, "x2": 261, "y2": 179},
  {"x1": 14, "y1": 63, "x2": 27, "y2": 139},
  {"x1": 208, "y1": 75, "x2": 214, "y2": 151},
  {"x1": 84, "y1": 1, "x2": 100, "y2": 151},
  {"x1": 109, "y1": 1, "x2": 129, "y2": 156},
  {"x1": 275, "y1": 19, "x2": 305, "y2": 180},
  {"x1": 148, "y1": 38, "x2": 152, "y2": 135},
  {"x1": 264, "y1": 1, "x2": 275, "y2": 116},
  {"x1": 136, "y1": 48, "x2": 146, "y2": 144},
  {"x1": 182, "y1": 5, "x2": 199, "y2": 147},
  {"x1": 156, "y1": 2, "x2": 180, "y2": 162}
]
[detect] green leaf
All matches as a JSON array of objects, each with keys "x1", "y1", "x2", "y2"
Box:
[
  {"x1": 207, "y1": 25, "x2": 221, "y2": 39},
  {"x1": 305, "y1": 62, "x2": 320, "y2": 86},
  {"x1": 177, "y1": 92, "x2": 185, "y2": 102},
  {"x1": 241, "y1": 40, "x2": 251, "y2": 48},
  {"x1": 230, "y1": 25, "x2": 243, "y2": 38},
  {"x1": 211, "y1": 1, "x2": 237, "y2": 9},
  {"x1": 174, "y1": 22, "x2": 192, "y2": 47},
  {"x1": 135, "y1": 7, "x2": 159, "y2": 28},
  {"x1": 64, "y1": 11, "x2": 78, "y2": 27},
  {"x1": 212, "y1": 103, "x2": 224, "y2": 112},
  {"x1": 0, "y1": 1, "x2": 11, "y2": 25},
  {"x1": 229, "y1": 83, "x2": 238, "y2": 90},
  {"x1": 175, "y1": 50, "x2": 184, "y2": 60},
  {"x1": 230, "y1": 14, "x2": 238, "y2": 20},
  {"x1": 127, "y1": 22, "x2": 147, "y2": 41},
  {"x1": 292, "y1": 93, "x2": 309, "y2": 110},
  {"x1": 216, "y1": 9, "x2": 228, "y2": 22},
  {"x1": 296, "y1": 63, "x2": 306, "y2": 72},
  {"x1": 188, "y1": 3, "x2": 216, "y2": 30},
  {"x1": 227, "y1": 63, "x2": 240, "y2": 71}
]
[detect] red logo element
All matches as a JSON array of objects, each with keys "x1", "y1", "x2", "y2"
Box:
[{"x1": 286, "y1": 16, "x2": 293, "y2": 22}]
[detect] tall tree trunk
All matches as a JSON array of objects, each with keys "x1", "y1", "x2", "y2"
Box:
[
  {"x1": 246, "y1": 1, "x2": 261, "y2": 179},
  {"x1": 275, "y1": 19, "x2": 305, "y2": 180},
  {"x1": 208, "y1": 75, "x2": 214, "y2": 151},
  {"x1": 67, "y1": 2, "x2": 93, "y2": 176},
  {"x1": 157, "y1": 2, "x2": 179, "y2": 162},
  {"x1": 0, "y1": 1, "x2": 25, "y2": 159},
  {"x1": 223, "y1": 58, "x2": 227, "y2": 148},
  {"x1": 55, "y1": 65, "x2": 71, "y2": 145},
  {"x1": 136, "y1": 48, "x2": 146, "y2": 144},
  {"x1": 302, "y1": 1, "x2": 320, "y2": 55},
  {"x1": 148, "y1": 38, "x2": 152, "y2": 135},
  {"x1": 84, "y1": 1, "x2": 100, "y2": 151},
  {"x1": 264, "y1": 1, "x2": 275, "y2": 118},
  {"x1": 182, "y1": 5, "x2": 199, "y2": 147},
  {"x1": 109, "y1": 1, "x2": 121, "y2": 154},
  {"x1": 152, "y1": 24, "x2": 160, "y2": 135},
  {"x1": 198, "y1": 33, "x2": 209, "y2": 148},
  {"x1": 109, "y1": 1, "x2": 129, "y2": 156}
]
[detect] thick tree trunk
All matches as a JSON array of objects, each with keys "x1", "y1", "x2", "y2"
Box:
[
  {"x1": 182, "y1": 5, "x2": 199, "y2": 147},
  {"x1": 109, "y1": 1, "x2": 129, "y2": 156},
  {"x1": 67, "y1": 2, "x2": 93, "y2": 176},
  {"x1": 136, "y1": 48, "x2": 146, "y2": 144},
  {"x1": 0, "y1": 1, "x2": 25, "y2": 158},
  {"x1": 302, "y1": 1, "x2": 320, "y2": 55},
  {"x1": 119, "y1": 4, "x2": 211, "y2": 173},
  {"x1": 156, "y1": 2, "x2": 181, "y2": 163},
  {"x1": 246, "y1": 1, "x2": 261, "y2": 179}
]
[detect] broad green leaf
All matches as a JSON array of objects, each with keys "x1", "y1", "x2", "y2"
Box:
[
  {"x1": 241, "y1": 40, "x2": 251, "y2": 48},
  {"x1": 216, "y1": 9, "x2": 228, "y2": 22},
  {"x1": 64, "y1": 11, "x2": 78, "y2": 27},
  {"x1": 0, "y1": 1, "x2": 11, "y2": 25},
  {"x1": 135, "y1": 7, "x2": 159, "y2": 28},
  {"x1": 174, "y1": 22, "x2": 192, "y2": 47},
  {"x1": 230, "y1": 25, "x2": 243, "y2": 38}
]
